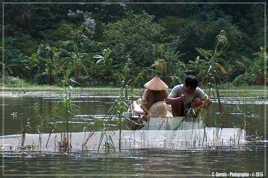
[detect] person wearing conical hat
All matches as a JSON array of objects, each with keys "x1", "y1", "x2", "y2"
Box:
[{"x1": 141, "y1": 76, "x2": 169, "y2": 120}]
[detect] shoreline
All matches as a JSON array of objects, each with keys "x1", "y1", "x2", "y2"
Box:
[
  {"x1": 1, "y1": 86, "x2": 267, "y2": 97},
  {"x1": 1, "y1": 86, "x2": 266, "y2": 91}
]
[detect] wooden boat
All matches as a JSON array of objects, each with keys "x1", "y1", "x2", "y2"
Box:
[
  {"x1": 124, "y1": 100, "x2": 200, "y2": 130},
  {"x1": 0, "y1": 127, "x2": 247, "y2": 152},
  {"x1": 1, "y1": 102, "x2": 247, "y2": 152}
]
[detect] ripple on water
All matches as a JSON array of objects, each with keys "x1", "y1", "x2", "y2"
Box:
[{"x1": 1, "y1": 146, "x2": 265, "y2": 177}]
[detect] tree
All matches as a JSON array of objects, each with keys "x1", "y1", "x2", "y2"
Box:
[
  {"x1": 103, "y1": 11, "x2": 166, "y2": 83},
  {"x1": 54, "y1": 10, "x2": 97, "y2": 84},
  {"x1": 171, "y1": 18, "x2": 245, "y2": 62},
  {"x1": 194, "y1": 30, "x2": 229, "y2": 86},
  {"x1": 37, "y1": 43, "x2": 57, "y2": 84},
  {"x1": 233, "y1": 47, "x2": 267, "y2": 86}
]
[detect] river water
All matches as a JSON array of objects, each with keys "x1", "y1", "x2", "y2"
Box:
[{"x1": 0, "y1": 91, "x2": 267, "y2": 177}]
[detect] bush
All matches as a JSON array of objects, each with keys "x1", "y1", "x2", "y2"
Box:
[
  {"x1": 232, "y1": 73, "x2": 256, "y2": 86},
  {"x1": 103, "y1": 11, "x2": 166, "y2": 83},
  {"x1": 3, "y1": 76, "x2": 29, "y2": 88},
  {"x1": 171, "y1": 18, "x2": 245, "y2": 62}
]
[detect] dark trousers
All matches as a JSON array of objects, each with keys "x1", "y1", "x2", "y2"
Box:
[
  {"x1": 171, "y1": 97, "x2": 203, "y2": 117},
  {"x1": 171, "y1": 102, "x2": 185, "y2": 116}
]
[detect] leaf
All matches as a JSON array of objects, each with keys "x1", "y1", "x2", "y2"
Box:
[
  {"x1": 214, "y1": 50, "x2": 224, "y2": 57},
  {"x1": 196, "y1": 48, "x2": 211, "y2": 60},
  {"x1": 79, "y1": 53, "x2": 89, "y2": 58},
  {"x1": 103, "y1": 48, "x2": 111, "y2": 59},
  {"x1": 235, "y1": 61, "x2": 246, "y2": 69},
  {"x1": 258, "y1": 47, "x2": 264, "y2": 59},
  {"x1": 131, "y1": 69, "x2": 145, "y2": 87},
  {"x1": 81, "y1": 64, "x2": 89, "y2": 75},
  {"x1": 31, "y1": 53, "x2": 38, "y2": 63},
  {"x1": 58, "y1": 63, "x2": 65, "y2": 71},
  {"x1": 93, "y1": 55, "x2": 104, "y2": 59},
  {"x1": 96, "y1": 59, "x2": 104, "y2": 64},
  {"x1": 215, "y1": 63, "x2": 227, "y2": 74},
  {"x1": 7, "y1": 67, "x2": 13, "y2": 74},
  {"x1": 61, "y1": 40, "x2": 73, "y2": 46},
  {"x1": 6, "y1": 63, "x2": 18, "y2": 67},
  {"x1": 152, "y1": 59, "x2": 167, "y2": 74},
  {"x1": 25, "y1": 66, "x2": 31, "y2": 70},
  {"x1": 241, "y1": 56, "x2": 252, "y2": 65}
]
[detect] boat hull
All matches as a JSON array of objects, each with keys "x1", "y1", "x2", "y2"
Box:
[{"x1": 123, "y1": 112, "x2": 201, "y2": 130}]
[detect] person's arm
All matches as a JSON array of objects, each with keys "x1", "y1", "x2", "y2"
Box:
[
  {"x1": 193, "y1": 97, "x2": 211, "y2": 117},
  {"x1": 141, "y1": 89, "x2": 150, "y2": 114},
  {"x1": 165, "y1": 85, "x2": 185, "y2": 104},
  {"x1": 196, "y1": 88, "x2": 212, "y2": 105},
  {"x1": 141, "y1": 104, "x2": 149, "y2": 114},
  {"x1": 166, "y1": 95, "x2": 185, "y2": 104}
]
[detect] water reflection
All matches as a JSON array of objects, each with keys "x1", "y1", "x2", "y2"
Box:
[
  {"x1": 0, "y1": 92, "x2": 266, "y2": 177},
  {"x1": 1, "y1": 92, "x2": 266, "y2": 140},
  {"x1": 0, "y1": 146, "x2": 265, "y2": 177}
]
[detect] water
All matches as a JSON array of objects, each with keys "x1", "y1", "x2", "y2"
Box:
[
  {"x1": 1, "y1": 148, "x2": 265, "y2": 177},
  {"x1": 0, "y1": 91, "x2": 267, "y2": 177}
]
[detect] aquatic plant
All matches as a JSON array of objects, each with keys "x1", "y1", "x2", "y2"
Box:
[
  {"x1": 233, "y1": 47, "x2": 267, "y2": 86},
  {"x1": 57, "y1": 69, "x2": 76, "y2": 152},
  {"x1": 97, "y1": 76, "x2": 129, "y2": 152},
  {"x1": 195, "y1": 30, "x2": 229, "y2": 128},
  {"x1": 97, "y1": 58, "x2": 144, "y2": 152}
]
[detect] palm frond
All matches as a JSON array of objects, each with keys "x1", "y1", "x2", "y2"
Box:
[
  {"x1": 215, "y1": 63, "x2": 227, "y2": 74},
  {"x1": 152, "y1": 59, "x2": 167, "y2": 74}
]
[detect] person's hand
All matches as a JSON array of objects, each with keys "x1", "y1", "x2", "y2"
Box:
[
  {"x1": 165, "y1": 97, "x2": 171, "y2": 104},
  {"x1": 206, "y1": 98, "x2": 212, "y2": 105},
  {"x1": 179, "y1": 95, "x2": 185, "y2": 102},
  {"x1": 165, "y1": 95, "x2": 185, "y2": 104}
]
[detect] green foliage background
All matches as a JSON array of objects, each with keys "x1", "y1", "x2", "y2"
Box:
[{"x1": 0, "y1": 1, "x2": 266, "y2": 87}]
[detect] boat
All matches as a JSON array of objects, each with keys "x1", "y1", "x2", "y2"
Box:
[
  {"x1": 124, "y1": 100, "x2": 200, "y2": 130},
  {"x1": 0, "y1": 101, "x2": 247, "y2": 152}
]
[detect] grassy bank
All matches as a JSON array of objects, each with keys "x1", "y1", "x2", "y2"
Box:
[
  {"x1": 1, "y1": 85, "x2": 267, "y2": 97},
  {"x1": 1, "y1": 76, "x2": 267, "y2": 97}
]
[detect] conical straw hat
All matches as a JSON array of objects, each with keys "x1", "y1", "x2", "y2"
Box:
[{"x1": 144, "y1": 76, "x2": 168, "y2": 91}]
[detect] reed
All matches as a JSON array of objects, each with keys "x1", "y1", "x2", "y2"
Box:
[
  {"x1": 56, "y1": 70, "x2": 76, "y2": 152},
  {"x1": 96, "y1": 60, "x2": 144, "y2": 152},
  {"x1": 97, "y1": 80, "x2": 129, "y2": 152}
]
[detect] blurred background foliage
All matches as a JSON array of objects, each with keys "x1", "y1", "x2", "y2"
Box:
[{"x1": 0, "y1": 0, "x2": 266, "y2": 87}]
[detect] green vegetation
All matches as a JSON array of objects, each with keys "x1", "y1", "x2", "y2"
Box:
[
  {"x1": 1, "y1": 2, "x2": 266, "y2": 88},
  {"x1": 1, "y1": 75, "x2": 267, "y2": 97}
]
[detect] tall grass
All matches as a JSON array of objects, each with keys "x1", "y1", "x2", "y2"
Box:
[
  {"x1": 97, "y1": 81, "x2": 131, "y2": 152},
  {"x1": 96, "y1": 60, "x2": 144, "y2": 152}
]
